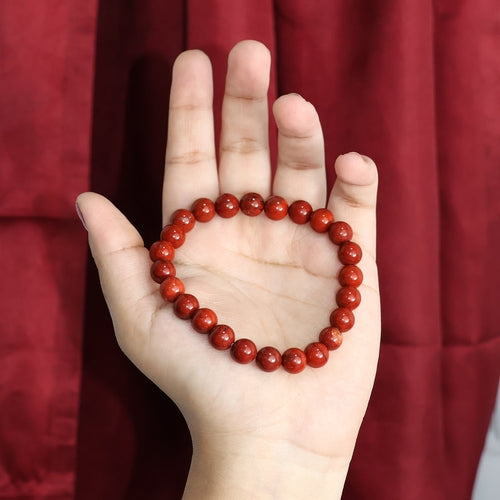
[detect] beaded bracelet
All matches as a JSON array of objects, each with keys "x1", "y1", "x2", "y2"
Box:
[{"x1": 149, "y1": 193, "x2": 363, "y2": 374}]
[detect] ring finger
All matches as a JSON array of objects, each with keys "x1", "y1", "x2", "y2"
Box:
[{"x1": 272, "y1": 94, "x2": 327, "y2": 208}]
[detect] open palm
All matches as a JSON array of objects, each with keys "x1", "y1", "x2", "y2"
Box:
[{"x1": 77, "y1": 40, "x2": 380, "y2": 498}]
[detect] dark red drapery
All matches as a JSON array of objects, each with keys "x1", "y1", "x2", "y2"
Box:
[{"x1": 1, "y1": 1, "x2": 499, "y2": 499}]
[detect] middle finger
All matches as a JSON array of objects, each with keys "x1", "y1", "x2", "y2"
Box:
[{"x1": 218, "y1": 40, "x2": 272, "y2": 197}]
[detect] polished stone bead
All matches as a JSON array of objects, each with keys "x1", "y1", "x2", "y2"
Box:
[
  {"x1": 318, "y1": 327, "x2": 343, "y2": 350},
  {"x1": 191, "y1": 308, "x2": 218, "y2": 333},
  {"x1": 309, "y1": 208, "x2": 334, "y2": 232},
  {"x1": 281, "y1": 348, "x2": 307, "y2": 374},
  {"x1": 192, "y1": 198, "x2": 216, "y2": 222},
  {"x1": 256, "y1": 346, "x2": 282, "y2": 372},
  {"x1": 288, "y1": 200, "x2": 313, "y2": 224},
  {"x1": 149, "y1": 240, "x2": 175, "y2": 262},
  {"x1": 330, "y1": 307, "x2": 355, "y2": 332},
  {"x1": 231, "y1": 338, "x2": 257, "y2": 363},
  {"x1": 328, "y1": 221, "x2": 353, "y2": 245},
  {"x1": 338, "y1": 265, "x2": 363, "y2": 287},
  {"x1": 240, "y1": 192, "x2": 264, "y2": 216},
  {"x1": 336, "y1": 285, "x2": 361, "y2": 309},
  {"x1": 208, "y1": 325, "x2": 235, "y2": 350},
  {"x1": 171, "y1": 209, "x2": 196, "y2": 232},
  {"x1": 150, "y1": 260, "x2": 176, "y2": 284},
  {"x1": 305, "y1": 342, "x2": 329, "y2": 368},
  {"x1": 338, "y1": 241, "x2": 362, "y2": 265},
  {"x1": 215, "y1": 193, "x2": 239, "y2": 218},
  {"x1": 159, "y1": 276, "x2": 185, "y2": 302},
  {"x1": 173, "y1": 293, "x2": 200, "y2": 319},
  {"x1": 160, "y1": 224, "x2": 186, "y2": 248},
  {"x1": 264, "y1": 196, "x2": 288, "y2": 220}
]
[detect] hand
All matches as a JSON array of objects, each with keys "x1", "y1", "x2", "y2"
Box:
[{"x1": 77, "y1": 40, "x2": 380, "y2": 499}]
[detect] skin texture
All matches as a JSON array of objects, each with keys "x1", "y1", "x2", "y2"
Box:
[{"x1": 77, "y1": 40, "x2": 380, "y2": 499}]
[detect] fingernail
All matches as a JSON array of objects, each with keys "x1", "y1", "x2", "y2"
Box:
[
  {"x1": 344, "y1": 152, "x2": 371, "y2": 163},
  {"x1": 75, "y1": 200, "x2": 87, "y2": 230}
]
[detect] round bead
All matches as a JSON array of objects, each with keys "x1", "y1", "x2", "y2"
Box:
[
  {"x1": 173, "y1": 293, "x2": 200, "y2": 319},
  {"x1": 191, "y1": 308, "x2": 218, "y2": 333},
  {"x1": 171, "y1": 209, "x2": 196, "y2": 232},
  {"x1": 338, "y1": 241, "x2": 362, "y2": 265},
  {"x1": 336, "y1": 285, "x2": 361, "y2": 309},
  {"x1": 160, "y1": 224, "x2": 186, "y2": 248},
  {"x1": 309, "y1": 208, "x2": 334, "y2": 232},
  {"x1": 328, "y1": 221, "x2": 353, "y2": 245},
  {"x1": 305, "y1": 342, "x2": 329, "y2": 368},
  {"x1": 281, "y1": 348, "x2": 307, "y2": 374},
  {"x1": 209, "y1": 325, "x2": 235, "y2": 350},
  {"x1": 319, "y1": 327, "x2": 343, "y2": 350},
  {"x1": 231, "y1": 338, "x2": 257, "y2": 364},
  {"x1": 240, "y1": 192, "x2": 264, "y2": 216},
  {"x1": 256, "y1": 346, "x2": 282, "y2": 372},
  {"x1": 288, "y1": 200, "x2": 313, "y2": 224},
  {"x1": 191, "y1": 198, "x2": 216, "y2": 222},
  {"x1": 338, "y1": 265, "x2": 363, "y2": 287},
  {"x1": 159, "y1": 276, "x2": 185, "y2": 302},
  {"x1": 149, "y1": 240, "x2": 175, "y2": 261},
  {"x1": 215, "y1": 193, "x2": 239, "y2": 218},
  {"x1": 264, "y1": 196, "x2": 288, "y2": 221},
  {"x1": 330, "y1": 307, "x2": 355, "y2": 332},
  {"x1": 150, "y1": 260, "x2": 176, "y2": 284}
]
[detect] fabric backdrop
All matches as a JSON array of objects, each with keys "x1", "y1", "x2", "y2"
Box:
[{"x1": 1, "y1": 1, "x2": 499, "y2": 499}]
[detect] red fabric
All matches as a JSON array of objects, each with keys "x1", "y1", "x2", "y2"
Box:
[
  {"x1": 1, "y1": 1, "x2": 499, "y2": 499},
  {"x1": 0, "y1": 1, "x2": 96, "y2": 498}
]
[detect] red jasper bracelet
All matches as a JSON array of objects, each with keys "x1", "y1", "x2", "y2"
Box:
[{"x1": 149, "y1": 193, "x2": 363, "y2": 374}]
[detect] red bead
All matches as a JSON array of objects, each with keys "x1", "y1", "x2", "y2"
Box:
[
  {"x1": 281, "y1": 348, "x2": 307, "y2": 374},
  {"x1": 338, "y1": 241, "x2": 362, "y2": 265},
  {"x1": 330, "y1": 307, "x2": 355, "y2": 332},
  {"x1": 240, "y1": 192, "x2": 264, "y2": 216},
  {"x1": 209, "y1": 325, "x2": 235, "y2": 350},
  {"x1": 171, "y1": 209, "x2": 196, "y2": 232},
  {"x1": 191, "y1": 308, "x2": 218, "y2": 333},
  {"x1": 309, "y1": 208, "x2": 334, "y2": 232},
  {"x1": 173, "y1": 293, "x2": 200, "y2": 319},
  {"x1": 256, "y1": 346, "x2": 282, "y2": 372},
  {"x1": 231, "y1": 338, "x2": 257, "y2": 364},
  {"x1": 338, "y1": 265, "x2": 363, "y2": 287},
  {"x1": 192, "y1": 198, "x2": 216, "y2": 222},
  {"x1": 264, "y1": 196, "x2": 288, "y2": 221},
  {"x1": 305, "y1": 342, "x2": 329, "y2": 368},
  {"x1": 328, "y1": 221, "x2": 353, "y2": 245},
  {"x1": 150, "y1": 260, "x2": 176, "y2": 284},
  {"x1": 159, "y1": 276, "x2": 185, "y2": 302},
  {"x1": 319, "y1": 327, "x2": 343, "y2": 350},
  {"x1": 336, "y1": 285, "x2": 361, "y2": 309},
  {"x1": 149, "y1": 240, "x2": 175, "y2": 261},
  {"x1": 160, "y1": 224, "x2": 186, "y2": 248},
  {"x1": 288, "y1": 200, "x2": 313, "y2": 224},
  {"x1": 215, "y1": 193, "x2": 239, "y2": 218}
]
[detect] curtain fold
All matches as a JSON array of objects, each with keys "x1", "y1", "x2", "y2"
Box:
[
  {"x1": 0, "y1": 1, "x2": 97, "y2": 498},
  {"x1": 1, "y1": 1, "x2": 498, "y2": 498}
]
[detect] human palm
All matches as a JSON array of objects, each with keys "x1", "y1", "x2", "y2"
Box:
[{"x1": 77, "y1": 40, "x2": 380, "y2": 497}]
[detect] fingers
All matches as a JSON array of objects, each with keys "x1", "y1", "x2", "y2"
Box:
[
  {"x1": 163, "y1": 50, "x2": 219, "y2": 221},
  {"x1": 75, "y1": 192, "x2": 156, "y2": 334},
  {"x1": 272, "y1": 94, "x2": 326, "y2": 207},
  {"x1": 328, "y1": 153, "x2": 378, "y2": 260},
  {"x1": 218, "y1": 40, "x2": 272, "y2": 196}
]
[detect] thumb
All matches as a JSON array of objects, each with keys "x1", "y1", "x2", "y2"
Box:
[{"x1": 75, "y1": 192, "x2": 156, "y2": 347}]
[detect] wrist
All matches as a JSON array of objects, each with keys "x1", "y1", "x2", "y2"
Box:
[{"x1": 183, "y1": 433, "x2": 351, "y2": 500}]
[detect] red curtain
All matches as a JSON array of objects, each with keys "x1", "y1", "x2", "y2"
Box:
[{"x1": 1, "y1": 1, "x2": 499, "y2": 499}]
